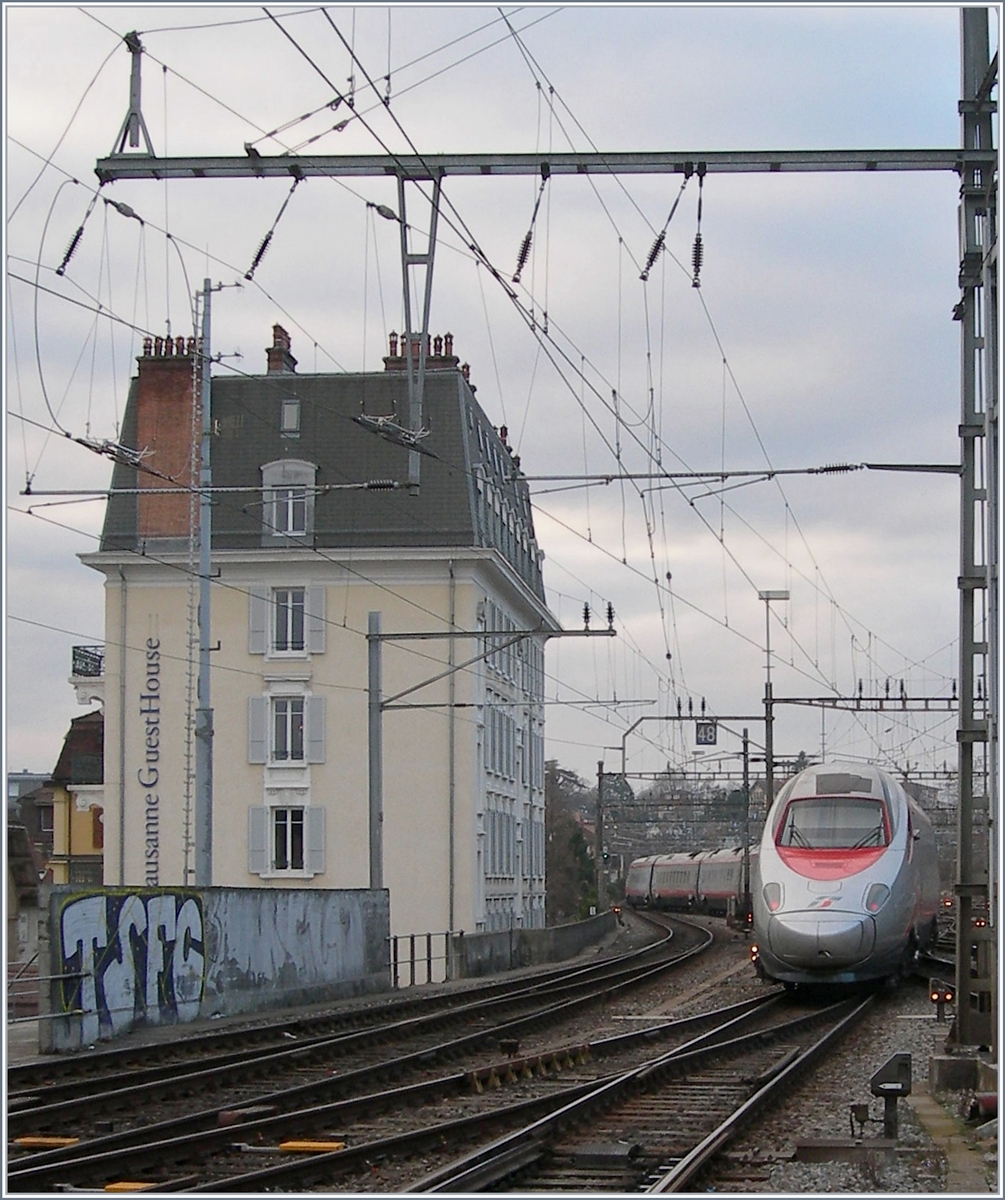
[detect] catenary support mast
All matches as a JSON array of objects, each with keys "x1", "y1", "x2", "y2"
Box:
[
  {"x1": 194, "y1": 279, "x2": 214, "y2": 887},
  {"x1": 955, "y1": 7, "x2": 996, "y2": 1050}
]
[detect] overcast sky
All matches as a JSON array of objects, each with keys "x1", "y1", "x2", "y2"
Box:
[{"x1": 5, "y1": 3, "x2": 993, "y2": 792}]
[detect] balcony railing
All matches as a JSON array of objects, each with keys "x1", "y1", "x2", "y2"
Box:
[{"x1": 71, "y1": 645, "x2": 104, "y2": 678}]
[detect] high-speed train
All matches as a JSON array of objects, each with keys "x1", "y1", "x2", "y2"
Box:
[{"x1": 750, "y1": 761, "x2": 939, "y2": 985}]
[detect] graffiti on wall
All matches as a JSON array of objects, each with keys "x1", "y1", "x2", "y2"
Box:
[{"x1": 58, "y1": 891, "x2": 205, "y2": 1043}]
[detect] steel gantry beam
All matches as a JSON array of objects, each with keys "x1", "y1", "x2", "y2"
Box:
[{"x1": 94, "y1": 147, "x2": 993, "y2": 184}]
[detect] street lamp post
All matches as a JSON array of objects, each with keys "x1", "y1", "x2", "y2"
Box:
[{"x1": 758, "y1": 590, "x2": 789, "y2": 812}]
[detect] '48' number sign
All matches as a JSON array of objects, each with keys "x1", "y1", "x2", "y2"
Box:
[{"x1": 695, "y1": 721, "x2": 718, "y2": 746}]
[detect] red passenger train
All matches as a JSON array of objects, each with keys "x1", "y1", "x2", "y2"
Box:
[{"x1": 624, "y1": 846, "x2": 757, "y2": 917}]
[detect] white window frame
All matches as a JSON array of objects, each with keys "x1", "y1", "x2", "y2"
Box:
[
  {"x1": 273, "y1": 587, "x2": 305, "y2": 653},
  {"x1": 272, "y1": 804, "x2": 306, "y2": 870},
  {"x1": 273, "y1": 486, "x2": 307, "y2": 535},
  {"x1": 272, "y1": 695, "x2": 305, "y2": 763}
]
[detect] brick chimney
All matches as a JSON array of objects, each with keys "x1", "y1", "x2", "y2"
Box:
[
  {"x1": 267, "y1": 324, "x2": 297, "y2": 374},
  {"x1": 135, "y1": 336, "x2": 201, "y2": 537}
]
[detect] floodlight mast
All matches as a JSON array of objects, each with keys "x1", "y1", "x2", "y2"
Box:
[{"x1": 758, "y1": 590, "x2": 789, "y2": 812}]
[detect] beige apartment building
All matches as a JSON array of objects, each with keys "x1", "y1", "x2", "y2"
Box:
[{"x1": 83, "y1": 327, "x2": 556, "y2": 937}]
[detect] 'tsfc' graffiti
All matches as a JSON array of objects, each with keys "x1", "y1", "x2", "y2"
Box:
[{"x1": 59, "y1": 891, "x2": 205, "y2": 1043}]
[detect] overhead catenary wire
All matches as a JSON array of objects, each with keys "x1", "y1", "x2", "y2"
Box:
[
  {"x1": 19, "y1": 13, "x2": 955, "y2": 775},
  {"x1": 59, "y1": 7, "x2": 906, "y2": 700},
  {"x1": 15, "y1": 159, "x2": 935, "y2": 734}
]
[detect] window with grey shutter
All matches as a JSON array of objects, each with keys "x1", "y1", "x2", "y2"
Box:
[
  {"x1": 248, "y1": 806, "x2": 268, "y2": 874},
  {"x1": 306, "y1": 695, "x2": 326, "y2": 763},
  {"x1": 248, "y1": 696, "x2": 268, "y2": 763},
  {"x1": 305, "y1": 807, "x2": 325, "y2": 874},
  {"x1": 249, "y1": 586, "x2": 268, "y2": 654},
  {"x1": 307, "y1": 585, "x2": 326, "y2": 653}
]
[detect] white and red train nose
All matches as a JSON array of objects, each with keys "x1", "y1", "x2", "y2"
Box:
[{"x1": 767, "y1": 911, "x2": 876, "y2": 968}]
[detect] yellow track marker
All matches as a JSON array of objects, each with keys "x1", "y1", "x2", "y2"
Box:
[
  {"x1": 279, "y1": 1139, "x2": 346, "y2": 1154},
  {"x1": 14, "y1": 1136, "x2": 80, "y2": 1148}
]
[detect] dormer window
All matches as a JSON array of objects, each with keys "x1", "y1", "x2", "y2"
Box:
[
  {"x1": 280, "y1": 397, "x2": 300, "y2": 437},
  {"x1": 261, "y1": 459, "x2": 317, "y2": 544}
]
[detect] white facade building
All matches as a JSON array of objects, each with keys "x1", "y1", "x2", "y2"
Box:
[{"x1": 84, "y1": 327, "x2": 557, "y2": 937}]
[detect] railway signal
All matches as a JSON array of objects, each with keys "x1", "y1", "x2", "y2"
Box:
[{"x1": 929, "y1": 978, "x2": 954, "y2": 1022}]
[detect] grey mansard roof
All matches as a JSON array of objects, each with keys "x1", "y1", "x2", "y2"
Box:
[{"x1": 100, "y1": 363, "x2": 546, "y2": 601}]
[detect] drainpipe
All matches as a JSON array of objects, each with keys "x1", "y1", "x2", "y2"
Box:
[
  {"x1": 448, "y1": 561, "x2": 456, "y2": 931},
  {"x1": 117, "y1": 567, "x2": 127, "y2": 885}
]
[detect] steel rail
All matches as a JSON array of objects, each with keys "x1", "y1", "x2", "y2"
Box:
[
  {"x1": 8, "y1": 992, "x2": 775, "y2": 1191},
  {"x1": 8, "y1": 929, "x2": 692, "y2": 1132},
  {"x1": 407, "y1": 994, "x2": 872, "y2": 1192},
  {"x1": 5, "y1": 940, "x2": 748, "y2": 1195},
  {"x1": 9, "y1": 919, "x2": 675, "y2": 1098},
  {"x1": 185, "y1": 995, "x2": 795, "y2": 1193},
  {"x1": 646, "y1": 992, "x2": 876, "y2": 1191}
]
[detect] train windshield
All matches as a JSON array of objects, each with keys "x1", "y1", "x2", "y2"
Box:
[{"x1": 776, "y1": 796, "x2": 889, "y2": 850}]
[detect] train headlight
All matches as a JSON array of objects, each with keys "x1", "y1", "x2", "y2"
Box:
[
  {"x1": 762, "y1": 882, "x2": 782, "y2": 912},
  {"x1": 864, "y1": 883, "x2": 891, "y2": 913}
]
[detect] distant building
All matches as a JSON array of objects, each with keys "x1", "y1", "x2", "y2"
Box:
[
  {"x1": 48, "y1": 709, "x2": 105, "y2": 885},
  {"x1": 7, "y1": 771, "x2": 49, "y2": 821},
  {"x1": 12, "y1": 782, "x2": 55, "y2": 862},
  {"x1": 83, "y1": 327, "x2": 557, "y2": 935},
  {"x1": 6, "y1": 824, "x2": 47, "y2": 1012}
]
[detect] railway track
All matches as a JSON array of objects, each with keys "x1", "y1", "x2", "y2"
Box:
[
  {"x1": 407, "y1": 990, "x2": 877, "y2": 1193},
  {"x1": 7, "y1": 914, "x2": 731, "y2": 1192},
  {"x1": 8, "y1": 918, "x2": 695, "y2": 1138},
  {"x1": 9, "y1": 919, "x2": 679, "y2": 1094}
]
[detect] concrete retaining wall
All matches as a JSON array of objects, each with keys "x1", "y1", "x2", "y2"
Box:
[
  {"x1": 448, "y1": 910, "x2": 618, "y2": 978},
  {"x1": 40, "y1": 886, "x2": 390, "y2": 1052}
]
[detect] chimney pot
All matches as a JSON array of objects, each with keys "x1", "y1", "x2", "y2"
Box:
[
  {"x1": 389, "y1": 331, "x2": 398, "y2": 356},
  {"x1": 433, "y1": 334, "x2": 443, "y2": 356},
  {"x1": 154, "y1": 336, "x2": 164, "y2": 355},
  {"x1": 461, "y1": 362, "x2": 470, "y2": 380},
  {"x1": 444, "y1": 332, "x2": 454, "y2": 356},
  {"x1": 143, "y1": 337, "x2": 153, "y2": 356}
]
